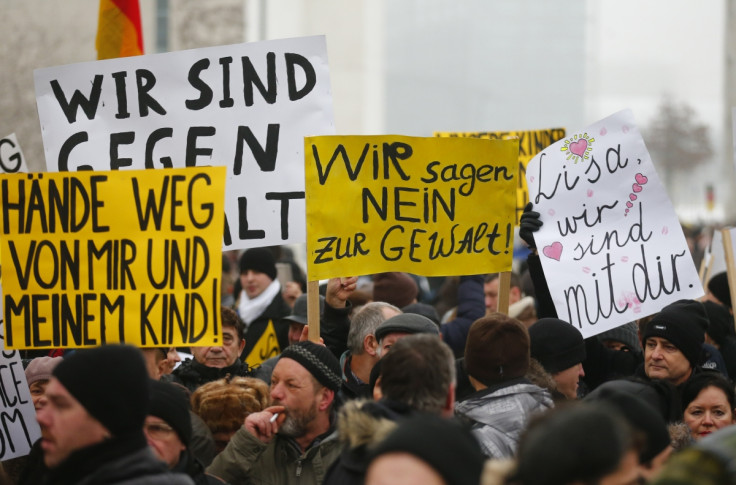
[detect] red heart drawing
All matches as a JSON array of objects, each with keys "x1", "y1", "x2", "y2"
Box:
[
  {"x1": 626, "y1": 201, "x2": 633, "y2": 208},
  {"x1": 629, "y1": 194, "x2": 637, "y2": 201},
  {"x1": 632, "y1": 183, "x2": 642, "y2": 193},
  {"x1": 542, "y1": 242, "x2": 563, "y2": 261},
  {"x1": 569, "y1": 139, "x2": 588, "y2": 157},
  {"x1": 635, "y1": 173, "x2": 648, "y2": 185}
]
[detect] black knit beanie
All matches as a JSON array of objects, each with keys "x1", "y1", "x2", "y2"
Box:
[
  {"x1": 148, "y1": 380, "x2": 192, "y2": 446},
  {"x1": 703, "y1": 300, "x2": 735, "y2": 346},
  {"x1": 529, "y1": 318, "x2": 586, "y2": 374},
  {"x1": 585, "y1": 386, "x2": 670, "y2": 463},
  {"x1": 239, "y1": 248, "x2": 277, "y2": 281},
  {"x1": 368, "y1": 415, "x2": 485, "y2": 485},
  {"x1": 53, "y1": 345, "x2": 149, "y2": 437},
  {"x1": 279, "y1": 341, "x2": 342, "y2": 392},
  {"x1": 708, "y1": 272, "x2": 731, "y2": 309},
  {"x1": 643, "y1": 299, "x2": 706, "y2": 367}
]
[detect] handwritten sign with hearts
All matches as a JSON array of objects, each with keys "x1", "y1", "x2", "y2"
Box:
[{"x1": 525, "y1": 109, "x2": 703, "y2": 338}]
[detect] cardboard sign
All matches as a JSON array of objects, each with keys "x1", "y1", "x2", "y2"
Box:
[
  {"x1": 526, "y1": 110, "x2": 703, "y2": 338},
  {"x1": 0, "y1": 134, "x2": 29, "y2": 174},
  {"x1": 305, "y1": 135, "x2": 518, "y2": 280},
  {"x1": 0, "y1": 286, "x2": 42, "y2": 460},
  {"x1": 0, "y1": 167, "x2": 226, "y2": 349},
  {"x1": 34, "y1": 36, "x2": 334, "y2": 250},
  {"x1": 435, "y1": 128, "x2": 566, "y2": 223}
]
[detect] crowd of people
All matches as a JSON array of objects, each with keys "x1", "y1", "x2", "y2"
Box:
[{"x1": 5, "y1": 208, "x2": 736, "y2": 485}]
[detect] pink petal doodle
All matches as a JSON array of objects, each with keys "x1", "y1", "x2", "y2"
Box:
[
  {"x1": 529, "y1": 176, "x2": 535, "y2": 183},
  {"x1": 587, "y1": 189, "x2": 594, "y2": 197},
  {"x1": 635, "y1": 173, "x2": 648, "y2": 185},
  {"x1": 632, "y1": 183, "x2": 642, "y2": 193},
  {"x1": 542, "y1": 242, "x2": 563, "y2": 261},
  {"x1": 662, "y1": 226, "x2": 669, "y2": 235},
  {"x1": 600, "y1": 127, "x2": 607, "y2": 136},
  {"x1": 622, "y1": 125, "x2": 629, "y2": 133},
  {"x1": 629, "y1": 194, "x2": 637, "y2": 201},
  {"x1": 582, "y1": 267, "x2": 590, "y2": 274},
  {"x1": 548, "y1": 209, "x2": 555, "y2": 216},
  {"x1": 621, "y1": 256, "x2": 629, "y2": 262},
  {"x1": 569, "y1": 139, "x2": 588, "y2": 157},
  {"x1": 626, "y1": 201, "x2": 633, "y2": 208},
  {"x1": 624, "y1": 210, "x2": 629, "y2": 215}
]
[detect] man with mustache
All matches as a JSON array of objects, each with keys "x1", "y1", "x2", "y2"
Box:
[{"x1": 207, "y1": 341, "x2": 342, "y2": 485}]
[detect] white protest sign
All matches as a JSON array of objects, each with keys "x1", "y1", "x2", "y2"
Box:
[
  {"x1": 0, "y1": 134, "x2": 29, "y2": 174},
  {"x1": 709, "y1": 229, "x2": 727, "y2": 278},
  {"x1": 0, "y1": 283, "x2": 42, "y2": 460},
  {"x1": 34, "y1": 36, "x2": 334, "y2": 250},
  {"x1": 526, "y1": 109, "x2": 703, "y2": 338}
]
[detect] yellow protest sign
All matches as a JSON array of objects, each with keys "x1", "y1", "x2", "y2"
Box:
[
  {"x1": 435, "y1": 128, "x2": 566, "y2": 223},
  {"x1": 0, "y1": 167, "x2": 226, "y2": 349},
  {"x1": 305, "y1": 135, "x2": 518, "y2": 280}
]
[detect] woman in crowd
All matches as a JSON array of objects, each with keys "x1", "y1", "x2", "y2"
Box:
[{"x1": 681, "y1": 372, "x2": 736, "y2": 441}]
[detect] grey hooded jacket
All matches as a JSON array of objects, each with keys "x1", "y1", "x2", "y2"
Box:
[{"x1": 455, "y1": 377, "x2": 553, "y2": 458}]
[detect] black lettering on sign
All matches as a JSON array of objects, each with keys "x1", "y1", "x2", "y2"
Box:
[
  {"x1": 242, "y1": 52, "x2": 277, "y2": 106},
  {"x1": 233, "y1": 124, "x2": 280, "y2": 175},
  {"x1": 0, "y1": 408, "x2": 33, "y2": 459},
  {"x1": 50, "y1": 75, "x2": 104, "y2": 124},
  {"x1": 311, "y1": 142, "x2": 412, "y2": 185},
  {"x1": 265, "y1": 191, "x2": 304, "y2": 240},
  {"x1": 0, "y1": 138, "x2": 23, "y2": 173}
]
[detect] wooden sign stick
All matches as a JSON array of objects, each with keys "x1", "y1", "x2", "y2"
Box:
[
  {"x1": 497, "y1": 272, "x2": 511, "y2": 316},
  {"x1": 721, "y1": 229, "x2": 736, "y2": 328},
  {"x1": 307, "y1": 280, "x2": 321, "y2": 343}
]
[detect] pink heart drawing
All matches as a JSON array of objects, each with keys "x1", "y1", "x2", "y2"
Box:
[
  {"x1": 626, "y1": 201, "x2": 633, "y2": 208},
  {"x1": 629, "y1": 194, "x2": 637, "y2": 201},
  {"x1": 600, "y1": 127, "x2": 607, "y2": 136},
  {"x1": 622, "y1": 125, "x2": 630, "y2": 133},
  {"x1": 587, "y1": 189, "x2": 594, "y2": 197},
  {"x1": 569, "y1": 139, "x2": 588, "y2": 157},
  {"x1": 632, "y1": 183, "x2": 642, "y2": 193},
  {"x1": 542, "y1": 242, "x2": 563, "y2": 261},
  {"x1": 548, "y1": 209, "x2": 555, "y2": 216},
  {"x1": 635, "y1": 173, "x2": 648, "y2": 185}
]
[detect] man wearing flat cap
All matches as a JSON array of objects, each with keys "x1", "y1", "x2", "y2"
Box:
[
  {"x1": 34, "y1": 345, "x2": 193, "y2": 484},
  {"x1": 207, "y1": 341, "x2": 342, "y2": 485},
  {"x1": 374, "y1": 313, "x2": 439, "y2": 356}
]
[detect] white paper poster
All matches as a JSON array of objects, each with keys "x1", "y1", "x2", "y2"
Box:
[
  {"x1": 34, "y1": 36, "x2": 335, "y2": 250},
  {"x1": 526, "y1": 109, "x2": 703, "y2": 338},
  {"x1": 0, "y1": 134, "x2": 29, "y2": 174},
  {"x1": 0, "y1": 283, "x2": 42, "y2": 460}
]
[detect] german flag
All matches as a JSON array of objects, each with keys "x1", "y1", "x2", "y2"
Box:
[{"x1": 96, "y1": 0, "x2": 144, "y2": 60}]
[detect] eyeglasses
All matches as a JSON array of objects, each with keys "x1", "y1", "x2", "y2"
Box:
[{"x1": 144, "y1": 422, "x2": 176, "y2": 440}]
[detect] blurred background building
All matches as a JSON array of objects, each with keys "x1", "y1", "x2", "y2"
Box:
[{"x1": 1, "y1": 0, "x2": 732, "y2": 229}]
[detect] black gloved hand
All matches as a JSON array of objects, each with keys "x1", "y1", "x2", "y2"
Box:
[{"x1": 519, "y1": 202, "x2": 542, "y2": 249}]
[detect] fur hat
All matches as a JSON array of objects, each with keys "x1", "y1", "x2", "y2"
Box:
[
  {"x1": 529, "y1": 318, "x2": 586, "y2": 374},
  {"x1": 25, "y1": 356, "x2": 62, "y2": 386},
  {"x1": 238, "y1": 248, "x2": 277, "y2": 280},
  {"x1": 191, "y1": 376, "x2": 269, "y2": 435},
  {"x1": 53, "y1": 345, "x2": 149, "y2": 437},
  {"x1": 643, "y1": 299, "x2": 706, "y2": 367},
  {"x1": 372, "y1": 272, "x2": 418, "y2": 308},
  {"x1": 149, "y1": 380, "x2": 192, "y2": 445},
  {"x1": 279, "y1": 341, "x2": 342, "y2": 392},
  {"x1": 708, "y1": 272, "x2": 731, "y2": 309},
  {"x1": 465, "y1": 314, "x2": 530, "y2": 385}
]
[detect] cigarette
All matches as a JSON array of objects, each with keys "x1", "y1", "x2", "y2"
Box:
[{"x1": 269, "y1": 413, "x2": 279, "y2": 423}]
